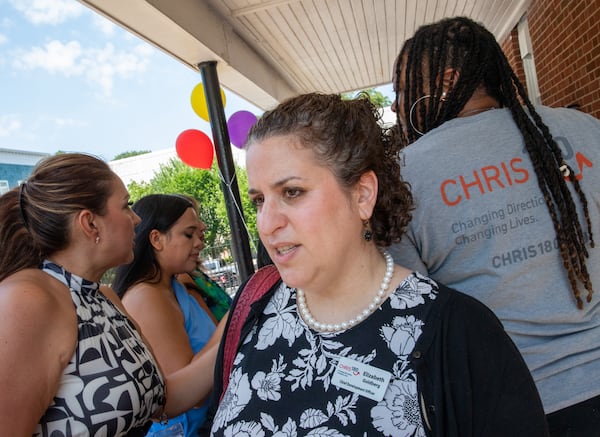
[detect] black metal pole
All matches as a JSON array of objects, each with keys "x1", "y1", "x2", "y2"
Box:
[{"x1": 197, "y1": 61, "x2": 254, "y2": 281}]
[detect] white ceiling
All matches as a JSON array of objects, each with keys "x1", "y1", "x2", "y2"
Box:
[{"x1": 78, "y1": 0, "x2": 532, "y2": 110}]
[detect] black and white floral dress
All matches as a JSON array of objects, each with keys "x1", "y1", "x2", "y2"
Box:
[
  {"x1": 211, "y1": 272, "x2": 439, "y2": 437},
  {"x1": 35, "y1": 261, "x2": 166, "y2": 437}
]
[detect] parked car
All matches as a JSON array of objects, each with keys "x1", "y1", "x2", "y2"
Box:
[{"x1": 203, "y1": 259, "x2": 240, "y2": 294}]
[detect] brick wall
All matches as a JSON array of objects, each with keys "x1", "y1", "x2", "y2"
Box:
[
  {"x1": 501, "y1": 28, "x2": 527, "y2": 94},
  {"x1": 501, "y1": 0, "x2": 600, "y2": 118}
]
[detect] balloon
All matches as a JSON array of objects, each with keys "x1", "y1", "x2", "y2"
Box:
[
  {"x1": 190, "y1": 83, "x2": 226, "y2": 121},
  {"x1": 227, "y1": 110, "x2": 258, "y2": 148},
  {"x1": 175, "y1": 129, "x2": 214, "y2": 169}
]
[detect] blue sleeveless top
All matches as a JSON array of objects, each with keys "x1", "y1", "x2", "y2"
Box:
[{"x1": 147, "y1": 278, "x2": 216, "y2": 437}]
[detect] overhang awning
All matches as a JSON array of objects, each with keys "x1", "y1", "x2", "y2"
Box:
[{"x1": 78, "y1": 0, "x2": 532, "y2": 109}]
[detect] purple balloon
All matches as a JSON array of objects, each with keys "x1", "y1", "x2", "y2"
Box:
[{"x1": 227, "y1": 110, "x2": 258, "y2": 148}]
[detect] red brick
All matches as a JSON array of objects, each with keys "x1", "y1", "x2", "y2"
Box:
[{"x1": 513, "y1": 0, "x2": 600, "y2": 116}]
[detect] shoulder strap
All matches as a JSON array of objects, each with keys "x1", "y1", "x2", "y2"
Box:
[{"x1": 220, "y1": 264, "x2": 280, "y2": 400}]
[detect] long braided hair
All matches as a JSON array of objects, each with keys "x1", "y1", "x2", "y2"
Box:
[{"x1": 394, "y1": 16, "x2": 594, "y2": 308}]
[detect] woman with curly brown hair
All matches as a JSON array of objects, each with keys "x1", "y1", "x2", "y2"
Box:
[{"x1": 203, "y1": 92, "x2": 547, "y2": 436}]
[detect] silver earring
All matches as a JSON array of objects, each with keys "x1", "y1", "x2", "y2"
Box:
[
  {"x1": 362, "y1": 220, "x2": 373, "y2": 242},
  {"x1": 408, "y1": 95, "x2": 431, "y2": 137},
  {"x1": 95, "y1": 236, "x2": 100, "y2": 244}
]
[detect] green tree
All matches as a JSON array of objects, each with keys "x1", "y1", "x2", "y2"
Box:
[
  {"x1": 126, "y1": 158, "x2": 257, "y2": 258},
  {"x1": 342, "y1": 88, "x2": 391, "y2": 107}
]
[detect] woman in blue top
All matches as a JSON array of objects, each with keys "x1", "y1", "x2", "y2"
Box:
[{"x1": 114, "y1": 194, "x2": 223, "y2": 436}]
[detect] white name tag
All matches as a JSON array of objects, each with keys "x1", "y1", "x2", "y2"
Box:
[{"x1": 331, "y1": 356, "x2": 392, "y2": 402}]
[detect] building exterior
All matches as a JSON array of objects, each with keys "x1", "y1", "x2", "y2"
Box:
[
  {"x1": 0, "y1": 148, "x2": 50, "y2": 195},
  {"x1": 502, "y1": 0, "x2": 600, "y2": 118},
  {"x1": 0, "y1": 145, "x2": 245, "y2": 196},
  {"x1": 109, "y1": 146, "x2": 247, "y2": 186},
  {"x1": 108, "y1": 148, "x2": 179, "y2": 186}
]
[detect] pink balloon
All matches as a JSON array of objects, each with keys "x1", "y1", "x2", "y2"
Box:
[
  {"x1": 227, "y1": 110, "x2": 258, "y2": 148},
  {"x1": 176, "y1": 129, "x2": 214, "y2": 169}
]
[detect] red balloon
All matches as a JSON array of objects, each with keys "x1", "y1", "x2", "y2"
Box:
[{"x1": 175, "y1": 129, "x2": 214, "y2": 169}]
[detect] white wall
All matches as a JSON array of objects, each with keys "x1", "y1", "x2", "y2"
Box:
[
  {"x1": 0, "y1": 148, "x2": 50, "y2": 166},
  {"x1": 108, "y1": 148, "x2": 178, "y2": 186},
  {"x1": 109, "y1": 146, "x2": 246, "y2": 186}
]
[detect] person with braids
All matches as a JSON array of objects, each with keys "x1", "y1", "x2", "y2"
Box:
[
  {"x1": 389, "y1": 16, "x2": 600, "y2": 435},
  {"x1": 203, "y1": 92, "x2": 547, "y2": 436},
  {"x1": 0, "y1": 153, "x2": 221, "y2": 436}
]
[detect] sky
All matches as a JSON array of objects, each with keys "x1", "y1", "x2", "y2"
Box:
[
  {"x1": 0, "y1": 0, "x2": 395, "y2": 163},
  {"x1": 0, "y1": 0, "x2": 266, "y2": 162}
]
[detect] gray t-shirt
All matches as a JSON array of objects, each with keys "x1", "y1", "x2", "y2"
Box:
[{"x1": 390, "y1": 106, "x2": 600, "y2": 413}]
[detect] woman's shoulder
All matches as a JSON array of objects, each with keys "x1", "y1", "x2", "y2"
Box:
[
  {"x1": 409, "y1": 274, "x2": 500, "y2": 326},
  {"x1": 99, "y1": 284, "x2": 130, "y2": 312},
  {"x1": 122, "y1": 280, "x2": 184, "y2": 323},
  {"x1": 0, "y1": 268, "x2": 76, "y2": 354},
  {"x1": 0, "y1": 268, "x2": 71, "y2": 312},
  {"x1": 536, "y1": 105, "x2": 600, "y2": 135},
  {"x1": 433, "y1": 281, "x2": 506, "y2": 334},
  {"x1": 122, "y1": 281, "x2": 166, "y2": 302},
  {"x1": 414, "y1": 277, "x2": 516, "y2": 362}
]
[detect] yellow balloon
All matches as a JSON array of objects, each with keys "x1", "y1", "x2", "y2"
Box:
[{"x1": 190, "y1": 83, "x2": 226, "y2": 121}]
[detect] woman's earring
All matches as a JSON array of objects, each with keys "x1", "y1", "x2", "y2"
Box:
[
  {"x1": 95, "y1": 236, "x2": 100, "y2": 244},
  {"x1": 408, "y1": 95, "x2": 431, "y2": 137},
  {"x1": 362, "y1": 220, "x2": 373, "y2": 242}
]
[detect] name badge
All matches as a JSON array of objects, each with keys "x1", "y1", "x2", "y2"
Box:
[{"x1": 331, "y1": 356, "x2": 392, "y2": 402}]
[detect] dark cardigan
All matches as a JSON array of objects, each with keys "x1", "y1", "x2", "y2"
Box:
[{"x1": 201, "y1": 276, "x2": 549, "y2": 437}]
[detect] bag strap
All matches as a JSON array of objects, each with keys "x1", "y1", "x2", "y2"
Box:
[{"x1": 220, "y1": 264, "x2": 280, "y2": 400}]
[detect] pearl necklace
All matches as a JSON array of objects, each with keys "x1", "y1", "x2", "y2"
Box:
[{"x1": 296, "y1": 250, "x2": 394, "y2": 332}]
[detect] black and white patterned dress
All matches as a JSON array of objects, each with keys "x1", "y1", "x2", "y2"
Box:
[
  {"x1": 211, "y1": 272, "x2": 439, "y2": 437},
  {"x1": 34, "y1": 261, "x2": 166, "y2": 437}
]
